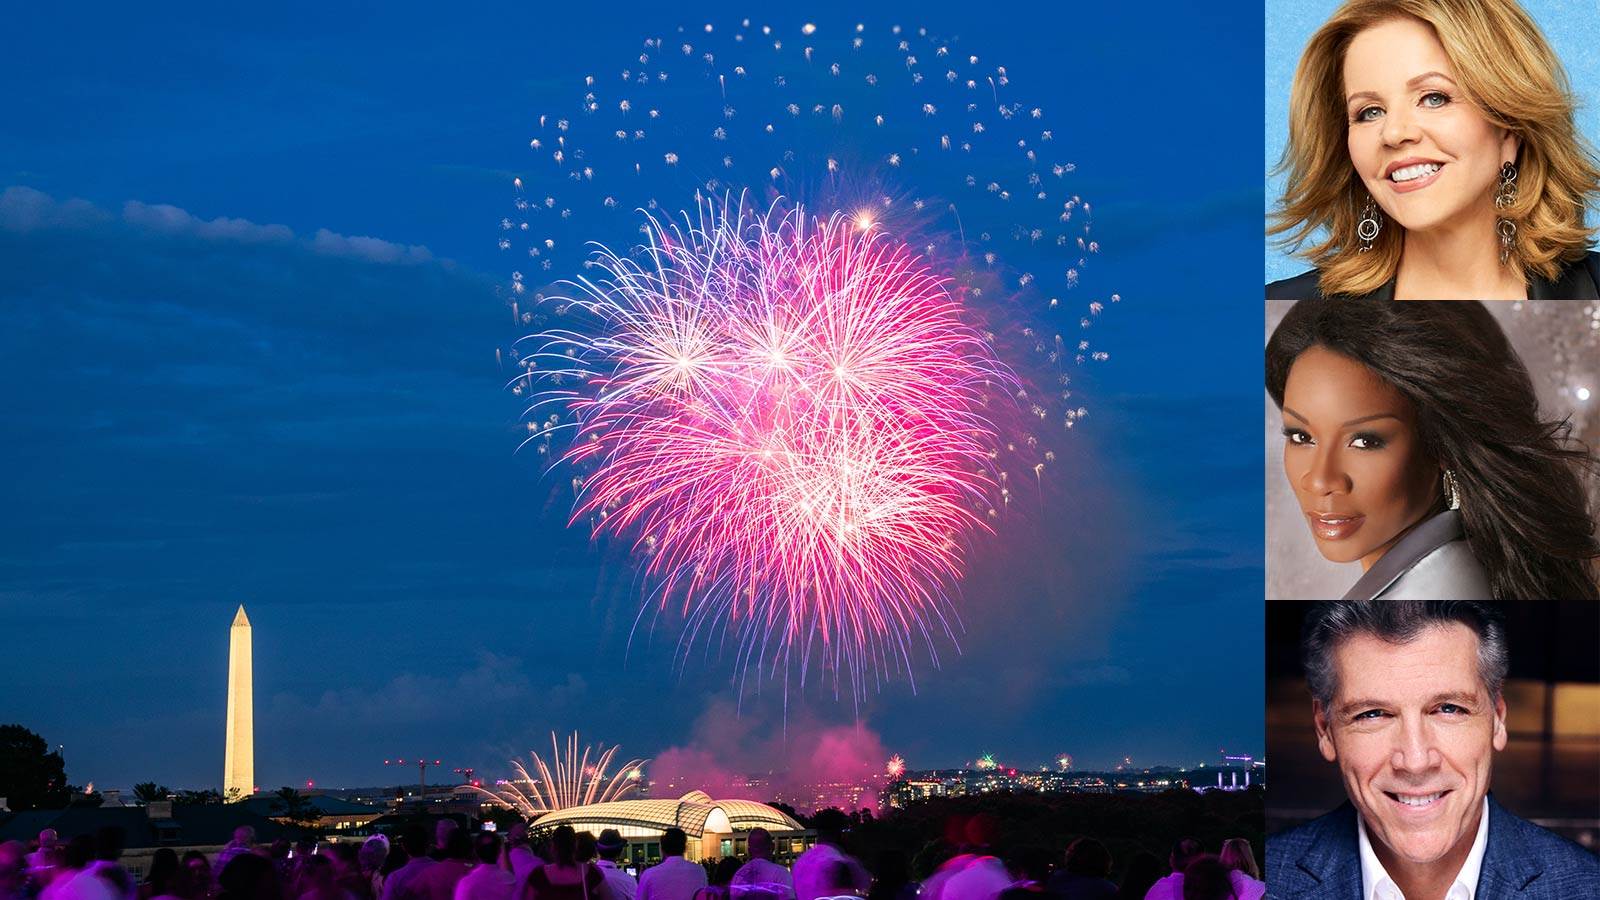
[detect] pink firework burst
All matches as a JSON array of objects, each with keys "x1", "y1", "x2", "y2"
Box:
[{"x1": 521, "y1": 197, "x2": 1013, "y2": 698}]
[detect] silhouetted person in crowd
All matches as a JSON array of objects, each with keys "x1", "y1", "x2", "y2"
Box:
[
  {"x1": 453, "y1": 834, "x2": 512, "y2": 900},
  {"x1": 421, "y1": 831, "x2": 473, "y2": 900},
  {"x1": 2, "y1": 841, "x2": 29, "y2": 900},
  {"x1": 294, "y1": 841, "x2": 320, "y2": 884},
  {"x1": 574, "y1": 836, "x2": 596, "y2": 869},
  {"x1": 1047, "y1": 839, "x2": 1114, "y2": 900},
  {"x1": 216, "y1": 830, "x2": 256, "y2": 876},
  {"x1": 140, "y1": 850, "x2": 181, "y2": 900},
  {"x1": 432, "y1": 825, "x2": 461, "y2": 865},
  {"x1": 864, "y1": 850, "x2": 915, "y2": 900},
  {"x1": 1175, "y1": 858, "x2": 1231, "y2": 900},
  {"x1": 382, "y1": 827, "x2": 438, "y2": 900},
  {"x1": 1212, "y1": 843, "x2": 1257, "y2": 900},
  {"x1": 325, "y1": 843, "x2": 369, "y2": 900},
  {"x1": 700, "y1": 858, "x2": 743, "y2": 900},
  {"x1": 378, "y1": 845, "x2": 409, "y2": 900},
  {"x1": 922, "y1": 815, "x2": 1006, "y2": 900},
  {"x1": 88, "y1": 826, "x2": 135, "y2": 900},
  {"x1": 217, "y1": 853, "x2": 280, "y2": 900},
  {"x1": 40, "y1": 836, "x2": 96, "y2": 900},
  {"x1": 997, "y1": 848, "x2": 1060, "y2": 900},
  {"x1": 28, "y1": 831, "x2": 61, "y2": 882},
  {"x1": 1140, "y1": 840, "x2": 1201, "y2": 900},
  {"x1": 592, "y1": 830, "x2": 635, "y2": 900},
  {"x1": 1112, "y1": 854, "x2": 1159, "y2": 900},
  {"x1": 634, "y1": 829, "x2": 702, "y2": 900},
  {"x1": 177, "y1": 852, "x2": 212, "y2": 900},
  {"x1": 523, "y1": 826, "x2": 602, "y2": 900},
  {"x1": 358, "y1": 837, "x2": 390, "y2": 900},
  {"x1": 820, "y1": 863, "x2": 864, "y2": 900},
  {"x1": 45, "y1": 829, "x2": 133, "y2": 900},
  {"x1": 791, "y1": 813, "x2": 866, "y2": 900},
  {"x1": 503, "y1": 828, "x2": 539, "y2": 885},
  {"x1": 730, "y1": 829, "x2": 791, "y2": 900},
  {"x1": 295, "y1": 855, "x2": 350, "y2": 900},
  {"x1": 268, "y1": 843, "x2": 293, "y2": 892}
]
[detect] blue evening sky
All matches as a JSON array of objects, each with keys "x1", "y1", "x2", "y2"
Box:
[{"x1": 1, "y1": 1, "x2": 1264, "y2": 792}]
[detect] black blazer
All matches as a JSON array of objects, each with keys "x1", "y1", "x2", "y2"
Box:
[
  {"x1": 1265, "y1": 250, "x2": 1600, "y2": 300},
  {"x1": 1265, "y1": 796, "x2": 1600, "y2": 899}
]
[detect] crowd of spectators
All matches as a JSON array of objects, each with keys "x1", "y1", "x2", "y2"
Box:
[{"x1": 0, "y1": 816, "x2": 1263, "y2": 900}]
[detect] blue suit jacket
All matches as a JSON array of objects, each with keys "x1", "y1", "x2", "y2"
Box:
[{"x1": 1266, "y1": 796, "x2": 1598, "y2": 898}]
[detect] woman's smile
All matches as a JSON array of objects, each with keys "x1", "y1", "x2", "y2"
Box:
[
  {"x1": 1384, "y1": 157, "x2": 1446, "y2": 193},
  {"x1": 1307, "y1": 511, "x2": 1367, "y2": 541}
]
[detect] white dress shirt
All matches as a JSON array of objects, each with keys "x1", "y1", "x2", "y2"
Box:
[
  {"x1": 731, "y1": 858, "x2": 794, "y2": 900},
  {"x1": 509, "y1": 848, "x2": 543, "y2": 882},
  {"x1": 596, "y1": 860, "x2": 638, "y2": 900},
  {"x1": 938, "y1": 857, "x2": 1008, "y2": 900},
  {"x1": 1140, "y1": 873, "x2": 1181, "y2": 900},
  {"x1": 791, "y1": 844, "x2": 868, "y2": 900},
  {"x1": 636, "y1": 856, "x2": 706, "y2": 900},
  {"x1": 1358, "y1": 797, "x2": 1489, "y2": 900},
  {"x1": 454, "y1": 864, "x2": 517, "y2": 900}
]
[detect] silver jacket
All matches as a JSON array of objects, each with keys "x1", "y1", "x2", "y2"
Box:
[{"x1": 1340, "y1": 510, "x2": 1493, "y2": 600}]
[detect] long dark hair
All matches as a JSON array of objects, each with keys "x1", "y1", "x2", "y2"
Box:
[
  {"x1": 1266, "y1": 300, "x2": 1599, "y2": 600},
  {"x1": 548, "y1": 825, "x2": 578, "y2": 867},
  {"x1": 145, "y1": 848, "x2": 180, "y2": 895}
]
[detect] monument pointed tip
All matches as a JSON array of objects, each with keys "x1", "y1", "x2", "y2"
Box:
[{"x1": 232, "y1": 605, "x2": 251, "y2": 627}]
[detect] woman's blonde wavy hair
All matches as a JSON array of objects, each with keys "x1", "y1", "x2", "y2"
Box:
[{"x1": 1270, "y1": 0, "x2": 1599, "y2": 296}]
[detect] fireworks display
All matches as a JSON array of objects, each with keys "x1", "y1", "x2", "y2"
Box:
[
  {"x1": 474, "y1": 731, "x2": 647, "y2": 817},
  {"x1": 524, "y1": 199, "x2": 1005, "y2": 697},
  {"x1": 504, "y1": 20, "x2": 1120, "y2": 698},
  {"x1": 886, "y1": 753, "x2": 907, "y2": 778}
]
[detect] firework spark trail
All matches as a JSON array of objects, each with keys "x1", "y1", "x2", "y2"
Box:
[
  {"x1": 520, "y1": 196, "x2": 1013, "y2": 699},
  {"x1": 473, "y1": 731, "x2": 647, "y2": 817}
]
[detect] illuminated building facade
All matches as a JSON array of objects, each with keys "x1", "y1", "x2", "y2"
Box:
[{"x1": 532, "y1": 791, "x2": 813, "y2": 863}]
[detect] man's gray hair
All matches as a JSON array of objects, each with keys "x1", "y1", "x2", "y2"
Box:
[{"x1": 1302, "y1": 601, "x2": 1509, "y2": 708}]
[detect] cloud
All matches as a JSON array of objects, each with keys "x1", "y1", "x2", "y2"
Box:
[
  {"x1": 267, "y1": 651, "x2": 578, "y2": 730},
  {"x1": 251, "y1": 653, "x2": 595, "y2": 786},
  {"x1": 0, "y1": 185, "x2": 112, "y2": 232},
  {"x1": 310, "y1": 227, "x2": 433, "y2": 264},
  {"x1": 3, "y1": 185, "x2": 437, "y2": 265},
  {"x1": 123, "y1": 199, "x2": 295, "y2": 245}
]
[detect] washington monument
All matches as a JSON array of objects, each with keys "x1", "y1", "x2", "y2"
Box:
[{"x1": 224, "y1": 604, "x2": 253, "y2": 800}]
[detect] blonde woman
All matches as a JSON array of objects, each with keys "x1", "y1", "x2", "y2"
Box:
[{"x1": 1267, "y1": 0, "x2": 1599, "y2": 299}]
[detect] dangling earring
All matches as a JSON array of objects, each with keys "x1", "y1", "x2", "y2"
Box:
[
  {"x1": 1443, "y1": 469, "x2": 1462, "y2": 511},
  {"x1": 1356, "y1": 194, "x2": 1383, "y2": 253},
  {"x1": 1495, "y1": 161, "x2": 1518, "y2": 265}
]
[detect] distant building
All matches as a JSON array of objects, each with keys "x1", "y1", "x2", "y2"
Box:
[
  {"x1": 532, "y1": 791, "x2": 812, "y2": 864},
  {"x1": 240, "y1": 793, "x2": 385, "y2": 833},
  {"x1": 0, "y1": 802, "x2": 296, "y2": 879},
  {"x1": 883, "y1": 779, "x2": 947, "y2": 809}
]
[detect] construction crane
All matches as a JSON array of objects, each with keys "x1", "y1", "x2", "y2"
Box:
[{"x1": 384, "y1": 757, "x2": 442, "y2": 799}]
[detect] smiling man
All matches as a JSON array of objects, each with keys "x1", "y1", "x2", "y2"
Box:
[{"x1": 1266, "y1": 601, "x2": 1598, "y2": 899}]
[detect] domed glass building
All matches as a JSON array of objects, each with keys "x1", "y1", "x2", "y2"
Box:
[{"x1": 532, "y1": 791, "x2": 813, "y2": 863}]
